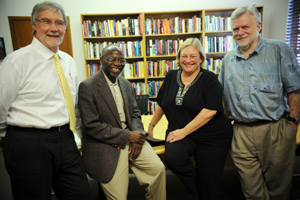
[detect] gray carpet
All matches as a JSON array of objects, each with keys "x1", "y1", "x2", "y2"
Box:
[{"x1": 1, "y1": 147, "x2": 299, "y2": 200}]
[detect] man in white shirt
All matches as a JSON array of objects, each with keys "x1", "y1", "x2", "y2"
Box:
[{"x1": 0, "y1": 1, "x2": 91, "y2": 199}]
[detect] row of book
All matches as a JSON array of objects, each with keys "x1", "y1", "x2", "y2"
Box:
[
  {"x1": 87, "y1": 63, "x2": 101, "y2": 77},
  {"x1": 123, "y1": 62, "x2": 144, "y2": 78},
  {"x1": 204, "y1": 58, "x2": 222, "y2": 73},
  {"x1": 132, "y1": 82, "x2": 146, "y2": 95},
  {"x1": 204, "y1": 36, "x2": 237, "y2": 53},
  {"x1": 145, "y1": 16, "x2": 202, "y2": 35},
  {"x1": 146, "y1": 60, "x2": 179, "y2": 77},
  {"x1": 82, "y1": 15, "x2": 142, "y2": 37},
  {"x1": 204, "y1": 15, "x2": 232, "y2": 32},
  {"x1": 146, "y1": 39, "x2": 185, "y2": 56},
  {"x1": 204, "y1": 11, "x2": 261, "y2": 32},
  {"x1": 148, "y1": 80, "x2": 163, "y2": 97},
  {"x1": 84, "y1": 40, "x2": 143, "y2": 59}
]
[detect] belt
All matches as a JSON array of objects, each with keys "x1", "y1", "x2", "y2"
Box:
[
  {"x1": 235, "y1": 120, "x2": 272, "y2": 127},
  {"x1": 8, "y1": 124, "x2": 70, "y2": 133}
]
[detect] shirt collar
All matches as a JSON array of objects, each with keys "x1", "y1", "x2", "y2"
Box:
[
  {"x1": 103, "y1": 69, "x2": 119, "y2": 86},
  {"x1": 32, "y1": 37, "x2": 63, "y2": 61}
]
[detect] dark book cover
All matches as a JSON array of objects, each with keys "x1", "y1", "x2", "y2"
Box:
[{"x1": 128, "y1": 17, "x2": 132, "y2": 35}]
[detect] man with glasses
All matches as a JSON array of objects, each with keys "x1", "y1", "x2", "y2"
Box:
[
  {"x1": 218, "y1": 5, "x2": 300, "y2": 200},
  {"x1": 0, "y1": 1, "x2": 91, "y2": 199},
  {"x1": 78, "y1": 45, "x2": 166, "y2": 200}
]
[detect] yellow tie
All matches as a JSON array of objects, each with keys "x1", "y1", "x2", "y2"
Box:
[{"x1": 53, "y1": 54, "x2": 76, "y2": 133}]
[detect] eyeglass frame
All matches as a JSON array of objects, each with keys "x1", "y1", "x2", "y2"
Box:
[
  {"x1": 104, "y1": 56, "x2": 127, "y2": 65},
  {"x1": 36, "y1": 19, "x2": 66, "y2": 28}
]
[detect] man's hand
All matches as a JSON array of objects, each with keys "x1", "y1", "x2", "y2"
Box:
[
  {"x1": 128, "y1": 142, "x2": 142, "y2": 161},
  {"x1": 129, "y1": 131, "x2": 146, "y2": 145}
]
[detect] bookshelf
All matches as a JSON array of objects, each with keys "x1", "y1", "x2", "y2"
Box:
[{"x1": 81, "y1": 6, "x2": 263, "y2": 104}]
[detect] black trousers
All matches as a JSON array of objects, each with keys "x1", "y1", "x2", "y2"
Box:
[
  {"x1": 165, "y1": 135, "x2": 232, "y2": 200},
  {"x1": 2, "y1": 125, "x2": 91, "y2": 200}
]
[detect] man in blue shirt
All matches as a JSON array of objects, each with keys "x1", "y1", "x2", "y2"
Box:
[{"x1": 218, "y1": 5, "x2": 300, "y2": 200}]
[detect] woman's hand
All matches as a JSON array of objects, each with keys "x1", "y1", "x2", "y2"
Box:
[{"x1": 166, "y1": 129, "x2": 187, "y2": 143}]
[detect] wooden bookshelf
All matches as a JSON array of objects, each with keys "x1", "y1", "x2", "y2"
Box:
[{"x1": 80, "y1": 6, "x2": 263, "y2": 101}]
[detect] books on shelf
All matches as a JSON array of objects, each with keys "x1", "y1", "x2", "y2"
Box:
[
  {"x1": 148, "y1": 80, "x2": 163, "y2": 97},
  {"x1": 146, "y1": 60, "x2": 179, "y2": 77},
  {"x1": 123, "y1": 62, "x2": 144, "y2": 78},
  {"x1": 84, "y1": 40, "x2": 143, "y2": 59},
  {"x1": 132, "y1": 82, "x2": 146, "y2": 95},
  {"x1": 205, "y1": 58, "x2": 222, "y2": 73},
  {"x1": 204, "y1": 36, "x2": 237, "y2": 53},
  {"x1": 82, "y1": 16, "x2": 142, "y2": 37},
  {"x1": 145, "y1": 15, "x2": 202, "y2": 35},
  {"x1": 204, "y1": 15, "x2": 231, "y2": 32},
  {"x1": 148, "y1": 100, "x2": 158, "y2": 115},
  {"x1": 87, "y1": 63, "x2": 101, "y2": 77},
  {"x1": 146, "y1": 39, "x2": 184, "y2": 56}
]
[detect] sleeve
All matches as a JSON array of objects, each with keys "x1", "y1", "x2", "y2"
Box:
[
  {"x1": 203, "y1": 73, "x2": 224, "y2": 112},
  {"x1": 0, "y1": 56, "x2": 22, "y2": 136},
  {"x1": 280, "y1": 42, "x2": 300, "y2": 93}
]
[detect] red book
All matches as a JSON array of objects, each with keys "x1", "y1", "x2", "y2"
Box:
[{"x1": 139, "y1": 13, "x2": 142, "y2": 34}]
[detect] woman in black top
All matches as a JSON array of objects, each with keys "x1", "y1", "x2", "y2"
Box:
[{"x1": 148, "y1": 38, "x2": 233, "y2": 200}]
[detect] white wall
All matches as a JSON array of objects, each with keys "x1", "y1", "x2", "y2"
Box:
[{"x1": 0, "y1": 0, "x2": 289, "y2": 83}]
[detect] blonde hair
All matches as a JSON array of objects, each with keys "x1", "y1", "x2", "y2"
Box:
[{"x1": 176, "y1": 38, "x2": 206, "y2": 68}]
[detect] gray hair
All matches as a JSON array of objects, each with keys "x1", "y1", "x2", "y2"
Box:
[
  {"x1": 102, "y1": 45, "x2": 123, "y2": 57},
  {"x1": 31, "y1": 1, "x2": 67, "y2": 36},
  {"x1": 230, "y1": 5, "x2": 261, "y2": 29},
  {"x1": 176, "y1": 38, "x2": 206, "y2": 68}
]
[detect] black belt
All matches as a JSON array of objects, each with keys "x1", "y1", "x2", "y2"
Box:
[
  {"x1": 8, "y1": 124, "x2": 70, "y2": 133},
  {"x1": 235, "y1": 120, "x2": 272, "y2": 127}
]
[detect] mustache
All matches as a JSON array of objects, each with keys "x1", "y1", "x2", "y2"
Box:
[{"x1": 236, "y1": 35, "x2": 249, "y2": 40}]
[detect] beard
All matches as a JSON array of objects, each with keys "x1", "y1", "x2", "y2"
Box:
[{"x1": 235, "y1": 34, "x2": 257, "y2": 52}]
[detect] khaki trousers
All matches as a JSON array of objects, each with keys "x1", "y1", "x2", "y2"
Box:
[
  {"x1": 100, "y1": 141, "x2": 166, "y2": 200},
  {"x1": 231, "y1": 118, "x2": 296, "y2": 200}
]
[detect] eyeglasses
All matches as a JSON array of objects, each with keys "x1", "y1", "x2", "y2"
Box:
[
  {"x1": 105, "y1": 57, "x2": 126, "y2": 65},
  {"x1": 37, "y1": 19, "x2": 65, "y2": 28}
]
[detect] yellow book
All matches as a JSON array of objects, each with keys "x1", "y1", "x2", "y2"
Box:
[{"x1": 141, "y1": 61, "x2": 144, "y2": 77}]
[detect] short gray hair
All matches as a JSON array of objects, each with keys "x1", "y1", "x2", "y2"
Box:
[
  {"x1": 31, "y1": 1, "x2": 67, "y2": 36},
  {"x1": 101, "y1": 45, "x2": 123, "y2": 58},
  {"x1": 176, "y1": 38, "x2": 206, "y2": 68},
  {"x1": 230, "y1": 5, "x2": 261, "y2": 29}
]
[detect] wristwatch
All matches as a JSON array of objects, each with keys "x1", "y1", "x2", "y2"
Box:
[{"x1": 287, "y1": 116, "x2": 300, "y2": 125}]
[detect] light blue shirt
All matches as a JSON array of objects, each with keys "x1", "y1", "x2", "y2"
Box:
[{"x1": 218, "y1": 36, "x2": 300, "y2": 122}]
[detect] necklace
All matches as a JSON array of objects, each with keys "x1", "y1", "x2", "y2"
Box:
[{"x1": 175, "y1": 69, "x2": 202, "y2": 105}]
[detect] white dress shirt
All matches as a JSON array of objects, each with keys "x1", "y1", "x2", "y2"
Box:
[{"x1": 0, "y1": 37, "x2": 78, "y2": 136}]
